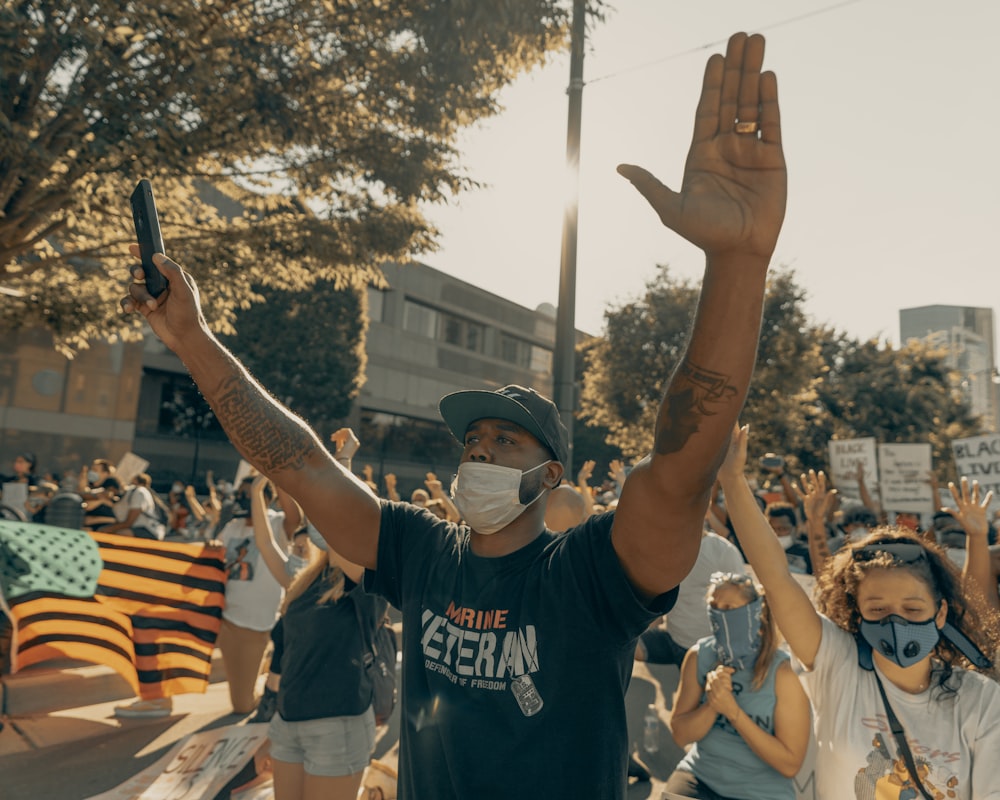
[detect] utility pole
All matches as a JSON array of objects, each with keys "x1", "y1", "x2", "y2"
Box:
[{"x1": 553, "y1": 0, "x2": 585, "y2": 470}]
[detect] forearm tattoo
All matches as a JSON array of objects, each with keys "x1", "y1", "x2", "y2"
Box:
[
  {"x1": 654, "y1": 361, "x2": 737, "y2": 455},
  {"x1": 210, "y1": 370, "x2": 318, "y2": 474}
]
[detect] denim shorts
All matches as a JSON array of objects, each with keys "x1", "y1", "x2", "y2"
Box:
[{"x1": 268, "y1": 706, "x2": 375, "y2": 777}]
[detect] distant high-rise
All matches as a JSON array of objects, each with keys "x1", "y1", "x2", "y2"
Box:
[{"x1": 899, "y1": 305, "x2": 999, "y2": 432}]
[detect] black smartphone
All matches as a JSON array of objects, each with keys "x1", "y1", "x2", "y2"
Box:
[{"x1": 129, "y1": 179, "x2": 169, "y2": 297}]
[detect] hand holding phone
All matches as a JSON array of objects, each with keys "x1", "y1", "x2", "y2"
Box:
[{"x1": 130, "y1": 179, "x2": 169, "y2": 297}]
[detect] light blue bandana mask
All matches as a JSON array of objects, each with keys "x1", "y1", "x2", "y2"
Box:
[{"x1": 709, "y1": 596, "x2": 764, "y2": 671}]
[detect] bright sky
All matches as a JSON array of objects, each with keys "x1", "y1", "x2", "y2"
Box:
[{"x1": 420, "y1": 0, "x2": 1000, "y2": 348}]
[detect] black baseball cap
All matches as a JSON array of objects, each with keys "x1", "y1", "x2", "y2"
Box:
[{"x1": 439, "y1": 385, "x2": 569, "y2": 466}]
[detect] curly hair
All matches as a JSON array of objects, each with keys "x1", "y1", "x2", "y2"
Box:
[{"x1": 815, "y1": 526, "x2": 1000, "y2": 694}]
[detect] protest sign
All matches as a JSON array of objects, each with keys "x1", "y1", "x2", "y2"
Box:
[
  {"x1": 85, "y1": 723, "x2": 269, "y2": 800},
  {"x1": 233, "y1": 459, "x2": 255, "y2": 490},
  {"x1": 952, "y1": 433, "x2": 1000, "y2": 497},
  {"x1": 827, "y1": 437, "x2": 878, "y2": 502},
  {"x1": 877, "y1": 443, "x2": 934, "y2": 514},
  {"x1": 117, "y1": 452, "x2": 151, "y2": 486}
]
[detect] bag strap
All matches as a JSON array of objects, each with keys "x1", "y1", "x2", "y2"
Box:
[
  {"x1": 872, "y1": 671, "x2": 934, "y2": 800},
  {"x1": 351, "y1": 593, "x2": 378, "y2": 665}
]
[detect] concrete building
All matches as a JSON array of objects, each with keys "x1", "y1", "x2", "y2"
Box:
[
  {"x1": 1, "y1": 261, "x2": 571, "y2": 498},
  {"x1": 357, "y1": 261, "x2": 561, "y2": 495},
  {"x1": 899, "y1": 304, "x2": 999, "y2": 431}
]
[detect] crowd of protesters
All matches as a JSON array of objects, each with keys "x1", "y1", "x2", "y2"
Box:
[
  {"x1": 9, "y1": 421, "x2": 1000, "y2": 797},
  {"x1": 3, "y1": 28, "x2": 1000, "y2": 800}
]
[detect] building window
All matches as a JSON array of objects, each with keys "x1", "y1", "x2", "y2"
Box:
[
  {"x1": 403, "y1": 300, "x2": 439, "y2": 339},
  {"x1": 361, "y1": 409, "x2": 461, "y2": 470},
  {"x1": 155, "y1": 373, "x2": 229, "y2": 441},
  {"x1": 441, "y1": 313, "x2": 485, "y2": 353},
  {"x1": 366, "y1": 287, "x2": 385, "y2": 323},
  {"x1": 497, "y1": 334, "x2": 552, "y2": 374},
  {"x1": 403, "y1": 298, "x2": 485, "y2": 354},
  {"x1": 530, "y1": 345, "x2": 553, "y2": 374}
]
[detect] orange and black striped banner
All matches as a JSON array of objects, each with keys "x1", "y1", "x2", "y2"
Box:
[
  {"x1": 3, "y1": 528, "x2": 227, "y2": 699},
  {"x1": 7, "y1": 591, "x2": 141, "y2": 695},
  {"x1": 91, "y1": 532, "x2": 227, "y2": 699}
]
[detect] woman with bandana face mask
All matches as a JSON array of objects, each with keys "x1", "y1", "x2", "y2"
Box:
[
  {"x1": 664, "y1": 573, "x2": 810, "y2": 798},
  {"x1": 719, "y1": 424, "x2": 1000, "y2": 800}
]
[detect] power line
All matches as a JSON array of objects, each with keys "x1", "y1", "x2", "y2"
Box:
[{"x1": 586, "y1": 0, "x2": 864, "y2": 86}]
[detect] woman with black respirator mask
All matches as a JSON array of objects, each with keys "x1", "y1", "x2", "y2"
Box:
[{"x1": 719, "y1": 424, "x2": 1000, "y2": 800}]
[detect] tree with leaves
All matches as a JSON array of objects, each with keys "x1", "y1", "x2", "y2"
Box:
[
  {"x1": 813, "y1": 337, "x2": 981, "y2": 483},
  {"x1": 579, "y1": 266, "x2": 980, "y2": 481},
  {"x1": 579, "y1": 266, "x2": 825, "y2": 466},
  {"x1": 1, "y1": 0, "x2": 605, "y2": 353}
]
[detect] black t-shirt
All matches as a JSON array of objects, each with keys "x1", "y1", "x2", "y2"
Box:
[
  {"x1": 365, "y1": 503, "x2": 676, "y2": 800},
  {"x1": 276, "y1": 573, "x2": 385, "y2": 721},
  {"x1": 87, "y1": 476, "x2": 123, "y2": 518}
]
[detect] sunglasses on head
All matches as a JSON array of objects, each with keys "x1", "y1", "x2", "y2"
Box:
[
  {"x1": 708, "y1": 571, "x2": 759, "y2": 596},
  {"x1": 709, "y1": 571, "x2": 754, "y2": 586},
  {"x1": 852, "y1": 542, "x2": 927, "y2": 565}
]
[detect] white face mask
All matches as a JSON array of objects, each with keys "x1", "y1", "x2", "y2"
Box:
[
  {"x1": 450, "y1": 460, "x2": 551, "y2": 535},
  {"x1": 776, "y1": 534, "x2": 794, "y2": 550}
]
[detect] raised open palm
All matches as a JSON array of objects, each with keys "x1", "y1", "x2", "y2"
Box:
[{"x1": 619, "y1": 33, "x2": 786, "y2": 261}]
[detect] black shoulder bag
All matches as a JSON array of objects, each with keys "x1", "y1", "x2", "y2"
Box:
[{"x1": 353, "y1": 598, "x2": 398, "y2": 726}]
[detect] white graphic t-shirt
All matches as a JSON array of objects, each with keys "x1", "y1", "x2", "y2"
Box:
[
  {"x1": 798, "y1": 616, "x2": 1000, "y2": 799},
  {"x1": 216, "y1": 511, "x2": 284, "y2": 632}
]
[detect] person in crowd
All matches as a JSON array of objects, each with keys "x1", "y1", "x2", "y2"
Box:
[
  {"x1": 2, "y1": 452, "x2": 38, "y2": 487},
  {"x1": 103, "y1": 472, "x2": 166, "y2": 540},
  {"x1": 78, "y1": 458, "x2": 124, "y2": 530},
  {"x1": 635, "y1": 526, "x2": 747, "y2": 666},
  {"x1": 797, "y1": 468, "x2": 846, "y2": 574},
  {"x1": 383, "y1": 472, "x2": 401, "y2": 502},
  {"x1": 893, "y1": 510, "x2": 923, "y2": 534},
  {"x1": 756, "y1": 451, "x2": 797, "y2": 507},
  {"x1": 933, "y1": 508, "x2": 968, "y2": 569},
  {"x1": 837, "y1": 503, "x2": 878, "y2": 541},
  {"x1": 359, "y1": 464, "x2": 381, "y2": 497},
  {"x1": 25, "y1": 479, "x2": 59, "y2": 523},
  {"x1": 935, "y1": 476, "x2": 1000, "y2": 613},
  {"x1": 765, "y1": 501, "x2": 812, "y2": 574},
  {"x1": 248, "y1": 467, "x2": 386, "y2": 800},
  {"x1": 543, "y1": 483, "x2": 589, "y2": 532},
  {"x1": 607, "y1": 458, "x2": 628, "y2": 506},
  {"x1": 213, "y1": 475, "x2": 255, "y2": 536},
  {"x1": 36, "y1": 472, "x2": 86, "y2": 530},
  {"x1": 202, "y1": 469, "x2": 227, "y2": 533},
  {"x1": 719, "y1": 423, "x2": 1000, "y2": 798},
  {"x1": 854, "y1": 461, "x2": 887, "y2": 526},
  {"x1": 420, "y1": 497, "x2": 448, "y2": 521},
  {"x1": 423, "y1": 472, "x2": 462, "y2": 522},
  {"x1": 664, "y1": 572, "x2": 810, "y2": 799},
  {"x1": 213, "y1": 473, "x2": 293, "y2": 715},
  {"x1": 168, "y1": 482, "x2": 210, "y2": 539},
  {"x1": 574, "y1": 459, "x2": 598, "y2": 520},
  {"x1": 0, "y1": 462, "x2": 53, "y2": 523},
  {"x1": 122, "y1": 31, "x2": 786, "y2": 798}
]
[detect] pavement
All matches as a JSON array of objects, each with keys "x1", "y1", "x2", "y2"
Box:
[{"x1": 0, "y1": 651, "x2": 685, "y2": 799}]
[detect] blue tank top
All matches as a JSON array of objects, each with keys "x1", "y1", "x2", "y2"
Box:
[{"x1": 676, "y1": 636, "x2": 795, "y2": 800}]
